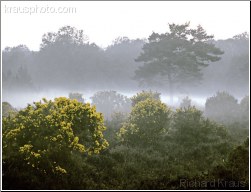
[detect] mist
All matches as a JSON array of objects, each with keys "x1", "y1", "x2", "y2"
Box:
[
  {"x1": 2, "y1": 21, "x2": 249, "y2": 190},
  {"x1": 2, "y1": 27, "x2": 249, "y2": 110}
]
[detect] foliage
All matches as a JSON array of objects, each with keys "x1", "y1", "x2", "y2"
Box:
[
  {"x1": 119, "y1": 98, "x2": 172, "y2": 145},
  {"x1": 204, "y1": 91, "x2": 239, "y2": 124},
  {"x1": 239, "y1": 95, "x2": 249, "y2": 123},
  {"x1": 179, "y1": 96, "x2": 191, "y2": 109},
  {"x1": 2, "y1": 97, "x2": 248, "y2": 189},
  {"x1": 135, "y1": 22, "x2": 223, "y2": 98},
  {"x1": 2, "y1": 23, "x2": 249, "y2": 190},
  {"x1": 2, "y1": 45, "x2": 35, "y2": 91},
  {"x1": 233, "y1": 32, "x2": 249, "y2": 40},
  {"x1": 2, "y1": 102, "x2": 17, "y2": 118},
  {"x1": 3, "y1": 26, "x2": 248, "y2": 95},
  {"x1": 210, "y1": 138, "x2": 249, "y2": 189},
  {"x1": 201, "y1": 33, "x2": 249, "y2": 95},
  {"x1": 69, "y1": 92, "x2": 85, "y2": 103},
  {"x1": 131, "y1": 90, "x2": 161, "y2": 107},
  {"x1": 2, "y1": 97, "x2": 108, "y2": 189},
  {"x1": 40, "y1": 26, "x2": 88, "y2": 49},
  {"x1": 104, "y1": 112, "x2": 128, "y2": 146},
  {"x1": 171, "y1": 106, "x2": 230, "y2": 171},
  {"x1": 91, "y1": 91, "x2": 131, "y2": 120}
]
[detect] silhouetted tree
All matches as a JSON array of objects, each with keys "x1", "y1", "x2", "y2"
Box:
[
  {"x1": 135, "y1": 22, "x2": 223, "y2": 103},
  {"x1": 179, "y1": 96, "x2": 191, "y2": 109},
  {"x1": 91, "y1": 91, "x2": 131, "y2": 120},
  {"x1": 204, "y1": 91, "x2": 239, "y2": 124},
  {"x1": 69, "y1": 92, "x2": 85, "y2": 103}
]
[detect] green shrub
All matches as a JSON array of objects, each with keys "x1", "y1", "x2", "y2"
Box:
[
  {"x1": 239, "y1": 95, "x2": 249, "y2": 125},
  {"x1": 179, "y1": 96, "x2": 192, "y2": 109},
  {"x1": 210, "y1": 138, "x2": 249, "y2": 189},
  {"x1": 2, "y1": 102, "x2": 17, "y2": 118},
  {"x1": 171, "y1": 106, "x2": 230, "y2": 172},
  {"x1": 2, "y1": 97, "x2": 108, "y2": 189},
  {"x1": 131, "y1": 90, "x2": 161, "y2": 107},
  {"x1": 119, "y1": 98, "x2": 172, "y2": 146},
  {"x1": 205, "y1": 91, "x2": 239, "y2": 124},
  {"x1": 69, "y1": 92, "x2": 85, "y2": 103},
  {"x1": 91, "y1": 90, "x2": 131, "y2": 120}
]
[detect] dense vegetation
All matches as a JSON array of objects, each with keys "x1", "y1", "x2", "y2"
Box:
[{"x1": 2, "y1": 91, "x2": 249, "y2": 190}]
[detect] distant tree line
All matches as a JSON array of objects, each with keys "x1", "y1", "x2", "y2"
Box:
[{"x1": 2, "y1": 25, "x2": 249, "y2": 97}]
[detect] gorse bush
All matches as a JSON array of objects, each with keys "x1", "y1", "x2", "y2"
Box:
[
  {"x1": 119, "y1": 98, "x2": 172, "y2": 146},
  {"x1": 2, "y1": 97, "x2": 108, "y2": 189},
  {"x1": 131, "y1": 90, "x2": 161, "y2": 107}
]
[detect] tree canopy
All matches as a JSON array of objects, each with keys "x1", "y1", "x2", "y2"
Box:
[{"x1": 135, "y1": 22, "x2": 224, "y2": 101}]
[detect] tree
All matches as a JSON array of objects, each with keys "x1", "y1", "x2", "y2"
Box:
[
  {"x1": 104, "y1": 112, "x2": 128, "y2": 146},
  {"x1": 201, "y1": 33, "x2": 249, "y2": 96},
  {"x1": 135, "y1": 22, "x2": 223, "y2": 103},
  {"x1": 36, "y1": 26, "x2": 107, "y2": 90},
  {"x1": 204, "y1": 91, "x2": 239, "y2": 124},
  {"x1": 40, "y1": 26, "x2": 88, "y2": 49},
  {"x1": 239, "y1": 96, "x2": 249, "y2": 120},
  {"x1": 2, "y1": 97, "x2": 108, "y2": 189},
  {"x1": 233, "y1": 32, "x2": 249, "y2": 41},
  {"x1": 226, "y1": 138, "x2": 249, "y2": 184},
  {"x1": 119, "y1": 98, "x2": 172, "y2": 146},
  {"x1": 211, "y1": 138, "x2": 249, "y2": 189},
  {"x1": 171, "y1": 106, "x2": 230, "y2": 172},
  {"x1": 15, "y1": 65, "x2": 34, "y2": 90},
  {"x1": 69, "y1": 92, "x2": 85, "y2": 103},
  {"x1": 2, "y1": 45, "x2": 34, "y2": 91},
  {"x1": 105, "y1": 37, "x2": 145, "y2": 90},
  {"x1": 179, "y1": 96, "x2": 191, "y2": 109},
  {"x1": 91, "y1": 91, "x2": 131, "y2": 120},
  {"x1": 2, "y1": 102, "x2": 17, "y2": 118},
  {"x1": 131, "y1": 90, "x2": 161, "y2": 107}
]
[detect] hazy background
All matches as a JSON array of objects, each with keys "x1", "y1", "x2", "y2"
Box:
[{"x1": 1, "y1": 1, "x2": 250, "y2": 108}]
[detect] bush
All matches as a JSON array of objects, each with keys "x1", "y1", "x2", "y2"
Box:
[
  {"x1": 2, "y1": 102, "x2": 17, "y2": 118},
  {"x1": 204, "y1": 91, "x2": 239, "y2": 124},
  {"x1": 239, "y1": 95, "x2": 249, "y2": 124},
  {"x1": 179, "y1": 96, "x2": 191, "y2": 109},
  {"x1": 119, "y1": 98, "x2": 172, "y2": 146},
  {"x1": 2, "y1": 97, "x2": 108, "y2": 189},
  {"x1": 69, "y1": 92, "x2": 85, "y2": 103},
  {"x1": 210, "y1": 138, "x2": 249, "y2": 189},
  {"x1": 131, "y1": 90, "x2": 161, "y2": 107},
  {"x1": 91, "y1": 91, "x2": 131, "y2": 120},
  {"x1": 104, "y1": 112, "x2": 128, "y2": 146},
  {"x1": 171, "y1": 106, "x2": 230, "y2": 172}
]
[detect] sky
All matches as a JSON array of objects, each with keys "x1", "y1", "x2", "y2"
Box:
[{"x1": 1, "y1": 1, "x2": 250, "y2": 51}]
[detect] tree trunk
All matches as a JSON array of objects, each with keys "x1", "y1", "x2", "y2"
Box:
[{"x1": 167, "y1": 74, "x2": 174, "y2": 105}]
